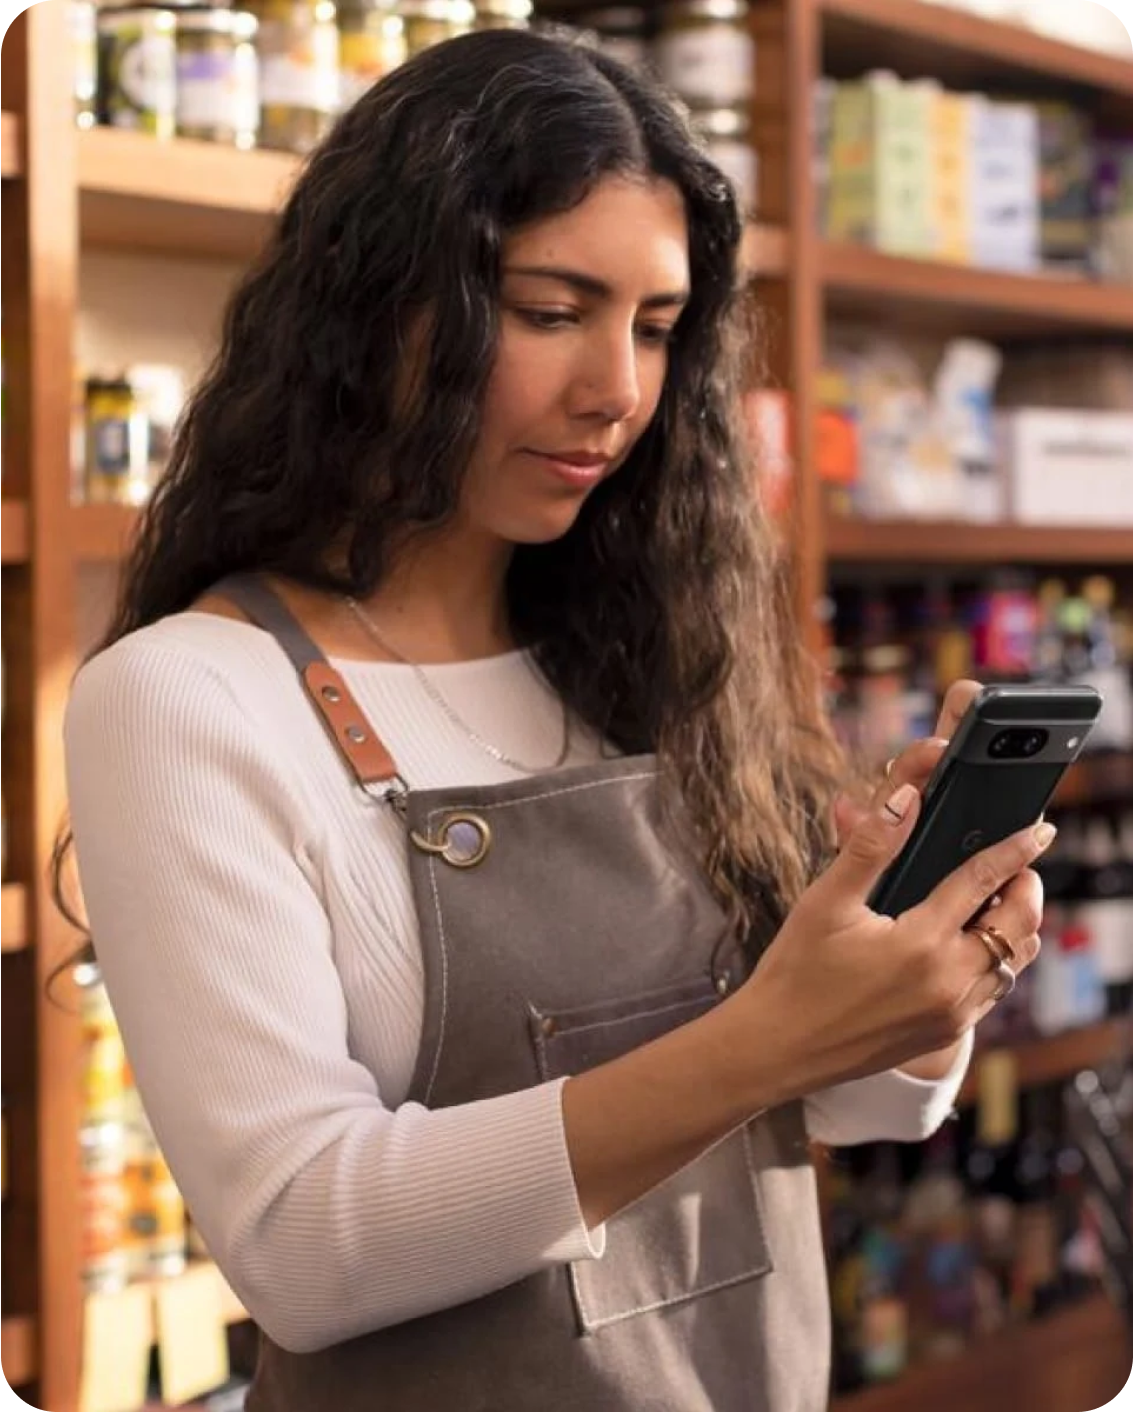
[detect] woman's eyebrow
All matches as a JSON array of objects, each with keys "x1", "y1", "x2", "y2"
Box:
[{"x1": 503, "y1": 264, "x2": 690, "y2": 309}]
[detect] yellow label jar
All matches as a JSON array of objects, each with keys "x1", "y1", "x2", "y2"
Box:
[
  {"x1": 96, "y1": 5, "x2": 178, "y2": 138},
  {"x1": 251, "y1": 0, "x2": 340, "y2": 153},
  {"x1": 337, "y1": 0, "x2": 407, "y2": 110},
  {"x1": 175, "y1": 7, "x2": 261, "y2": 148},
  {"x1": 397, "y1": 0, "x2": 475, "y2": 59},
  {"x1": 655, "y1": 0, "x2": 753, "y2": 110}
]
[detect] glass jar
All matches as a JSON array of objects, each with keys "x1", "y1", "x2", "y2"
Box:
[
  {"x1": 250, "y1": 0, "x2": 340, "y2": 153},
  {"x1": 655, "y1": 0, "x2": 753, "y2": 110},
  {"x1": 691, "y1": 105, "x2": 757, "y2": 212},
  {"x1": 574, "y1": 5, "x2": 649, "y2": 70},
  {"x1": 70, "y1": 0, "x2": 98, "y2": 129},
  {"x1": 84, "y1": 376, "x2": 150, "y2": 507},
  {"x1": 397, "y1": 0, "x2": 475, "y2": 58},
  {"x1": 336, "y1": 0, "x2": 407, "y2": 111},
  {"x1": 96, "y1": 5, "x2": 178, "y2": 138},
  {"x1": 472, "y1": 0, "x2": 531, "y2": 30},
  {"x1": 175, "y1": 7, "x2": 260, "y2": 147}
]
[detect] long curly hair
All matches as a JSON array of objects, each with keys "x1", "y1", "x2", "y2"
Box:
[{"x1": 57, "y1": 28, "x2": 843, "y2": 958}]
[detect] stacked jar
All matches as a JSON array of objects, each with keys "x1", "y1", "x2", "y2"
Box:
[{"x1": 654, "y1": 0, "x2": 757, "y2": 214}]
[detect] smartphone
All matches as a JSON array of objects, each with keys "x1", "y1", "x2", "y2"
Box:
[{"x1": 868, "y1": 684, "x2": 1104, "y2": 918}]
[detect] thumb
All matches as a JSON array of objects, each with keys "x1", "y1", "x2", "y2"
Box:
[{"x1": 814, "y1": 782, "x2": 922, "y2": 920}]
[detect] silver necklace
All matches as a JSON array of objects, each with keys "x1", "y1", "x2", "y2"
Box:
[{"x1": 344, "y1": 596, "x2": 571, "y2": 775}]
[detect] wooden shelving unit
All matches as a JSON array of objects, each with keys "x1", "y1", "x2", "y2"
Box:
[
  {"x1": 831, "y1": 1293, "x2": 1130, "y2": 1412},
  {"x1": 1, "y1": 499, "x2": 30, "y2": 564},
  {"x1": 824, "y1": 515, "x2": 1133, "y2": 567},
  {"x1": 78, "y1": 126, "x2": 300, "y2": 261},
  {"x1": 1, "y1": 111, "x2": 20, "y2": 180},
  {"x1": 1, "y1": 882, "x2": 29, "y2": 953},
  {"x1": 1, "y1": 1314, "x2": 37, "y2": 1387},
  {"x1": 4, "y1": 1, "x2": 1131, "y2": 1409},
  {"x1": 822, "y1": 242, "x2": 1133, "y2": 337},
  {"x1": 958, "y1": 1018, "x2": 1131, "y2": 1109}
]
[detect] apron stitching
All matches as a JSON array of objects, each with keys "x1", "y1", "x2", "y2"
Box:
[
  {"x1": 424, "y1": 770, "x2": 657, "y2": 824},
  {"x1": 573, "y1": 1257, "x2": 773, "y2": 1332},
  {"x1": 537, "y1": 995, "x2": 713, "y2": 1040},
  {"x1": 422, "y1": 854, "x2": 450, "y2": 1106}
]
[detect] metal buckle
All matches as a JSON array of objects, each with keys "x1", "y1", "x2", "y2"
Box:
[
  {"x1": 410, "y1": 811, "x2": 493, "y2": 869},
  {"x1": 361, "y1": 774, "x2": 410, "y2": 818}
]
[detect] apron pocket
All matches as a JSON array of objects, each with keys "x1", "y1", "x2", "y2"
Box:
[{"x1": 529, "y1": 977, "x2": 773, "y2": 1335}]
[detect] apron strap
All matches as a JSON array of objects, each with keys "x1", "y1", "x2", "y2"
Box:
[{"x1": 210, "y1": 574, "x2": 405, "y2": 795}]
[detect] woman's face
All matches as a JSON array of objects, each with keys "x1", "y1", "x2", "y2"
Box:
[{"x1": 458, "y1": 174, "x2": 690, "y2": 547}]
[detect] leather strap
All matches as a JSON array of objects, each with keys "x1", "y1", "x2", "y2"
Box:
[{"x1": 210, "y1": 574, "x2": 403, "y2": 791}]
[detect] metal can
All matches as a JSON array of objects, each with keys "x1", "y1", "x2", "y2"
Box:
[
  {"x1": 97, "y1": 5, "x2": 178, "y2": 138},
  {"x1": 176, "y1": 7, "x2": 261, "y2": 147},
  {"x1": 251, "y1": 0, "x2": 341, "y2": 154},
  {"x1": 336, "y1": 0, "x2": 407, "y2": 111},
  {"x1": 655, "y1": 0, "x2": 753, "y2": 110},
  {"x1": 397, "y1": 0, "x2": 474, "y2": 58},
  {"x1": 471, "y1": 0, "x2": 531, "y2": 31},
  {"x1": 574, "y1": 5, "x2": 649, "y2": 69},
  {"x1": 84, "y1": 376, "x2": 150, "y2": 507},
  {"x1": 80, "y1": 1122, "x2": 130, "y2": 1295},
  {"x1": 691, "y1": 105, "x2": 757, "y2": 212},
  {"x1": 80, "y1": 975, "x2": 127, "y2": 1127},
  {"x1": 123, "y1": 1124, "x2": 187, "y2": 1282},
  {"x1": 70, "y1": 0, "x2": 98, "y2": 129}
]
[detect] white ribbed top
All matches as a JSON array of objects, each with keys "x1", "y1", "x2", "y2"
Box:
[{"x1": 64, "y1": 612, "x2": 970, "y2": 1355}]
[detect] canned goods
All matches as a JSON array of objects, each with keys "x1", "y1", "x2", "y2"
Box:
[
  {"x1": 336, "y1": 0, "x2": 407, "y2": 110},
  {"x1": 124, "y1": 1127, "x2": 187, "y2": 1281},
  {"x1": 655, "y1": 0, "x2": 753, "y2": 110},
  {"x1": 80, "y1": 1122, "x2": 130, "y2": 1295},
  {"x1": 97, "y1": 5, "x2": 178, "y2": 138},
  {"x1": 175, "y1": 7, "x2": 260, "y2": 147},
  {"x1": 84, "y1": 377, "x2": 150, "y2": 507},
  {"x1": 71, "y1": 0, "x2": 98, "y2": 129},
  {"x1": 691, "y1": 105, "x2": 757, "y2": 212},
  {"x1": 251, "y1": 0, "x2": 341, "y2": 153},
  {"x1": 397, "y1": 0, "x2": 475, "y2": 58},
  {"x1": 80, "y1": 975, "x2": 128, "y2": 1126},
  {"x1": 471, "y1": 0, "x2": 531, "y2": 31},
  {"x1": 574, "y1": 6, "x2": 648, "y2": 69}
]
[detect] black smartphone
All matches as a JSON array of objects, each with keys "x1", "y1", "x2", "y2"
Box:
[{"x1": 867, "y1": 684, "x2": 1104, "y2": 918}]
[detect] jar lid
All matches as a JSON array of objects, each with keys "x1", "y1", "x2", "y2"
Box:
[
  {"x1": 475, "y1": 0, "x2": 532, "y2": 16},
  {"x1": 97, "y1": 6, "x2": 177, "y2": 29},
  {"x1": 691, "y1": 106, "x2": 750, "y2": 139},
  {"x1": 575, "y1": 5, "x2": 647, "y2": 27},
  {"x1": 175, "y1": 5, "x2": 255, "y2": 32},
  {"x1": 399, "y1": 0, "x2": 476, "y2": 20},
  {"x1": 661, "y1": 0, "x2": 748, "y2": 22}
]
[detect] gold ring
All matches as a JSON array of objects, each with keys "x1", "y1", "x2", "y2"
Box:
[
  {"x1": 884, "y1": 756, "x2": 898, "y2": 784},
  {"x1": 965, "y1": 923, "x2": 1016, "y2": 999}
]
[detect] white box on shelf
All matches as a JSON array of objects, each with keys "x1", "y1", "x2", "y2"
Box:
[
  {"x1": 969, "y1": 98, "x2": 1040, "y2": 272},
  {"x1": 997, "y1": 407, "x2": 1133, "y2": 525}
]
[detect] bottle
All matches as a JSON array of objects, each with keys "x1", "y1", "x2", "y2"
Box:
[
  {"x1": 1074, "y1": 816, "x2": 1132, "y2": 1019},
  {"x1": 907, "y1": 1128, "x2": 976, "y2": 1361},
  {"x1": 1009, "y1": 1090, "x2": 1059, "y2": 1320},
  {"x1": 1110, "y1": 813, "x2": 1133, "y2": 1017}
]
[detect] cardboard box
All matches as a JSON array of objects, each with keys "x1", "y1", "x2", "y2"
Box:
[
  {"x1": 997, "y1": 407, "x2": 1133, "y2": 525},
  {"x1": 970, "y1": 98, "x2": 1040, "y2": 272}
]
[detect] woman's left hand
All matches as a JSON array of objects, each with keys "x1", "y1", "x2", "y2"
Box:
[{"x1": 831, "y1": 678, "x2": 983, "y2": 846}]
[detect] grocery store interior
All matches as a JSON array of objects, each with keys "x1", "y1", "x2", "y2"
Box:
[{"x1": 2, "y1": 0, "x2": 1133, "y2": 1408}]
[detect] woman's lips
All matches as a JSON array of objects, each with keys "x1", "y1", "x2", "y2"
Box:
[{"x1": 525, "y1": 449, "x2": 612, "y2": 488}]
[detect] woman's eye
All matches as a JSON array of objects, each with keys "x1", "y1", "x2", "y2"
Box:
[
  {"x1": 635, "y1": 323, "x2": 677, "y2": 346},
  {"x1": 516, "y1": 308, "x2": 579, "y2": 331}
]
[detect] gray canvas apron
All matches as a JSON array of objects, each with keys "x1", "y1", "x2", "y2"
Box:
[{"x1": 215, "y1": 576, "x2": 830, "y2": 1412}]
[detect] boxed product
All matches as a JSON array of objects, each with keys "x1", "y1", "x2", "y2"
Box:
[
  {"x1": 997, "y1": 407, "x2": 1133, "y2": 526},
  {"x1": 1036, "y1": 101, "x2": 1095, "y2": 269},
  {"x1": 969, "y1": 98, "x2": 1040, "y2": 272},
  {"x1": 930, "y1": 88, "x2": 972, "y2": 263}
]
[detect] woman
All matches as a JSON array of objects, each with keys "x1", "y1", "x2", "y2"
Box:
[{"x1": 64, "y1": 30, "x2": 1050, "y2": 1412}]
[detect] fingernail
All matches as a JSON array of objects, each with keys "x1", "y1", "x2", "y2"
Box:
[
  {"x1": 1034, "y1": 821, "x2": 1058, "y2": 850},
  {"x1": 884, "y1": 783, "x2": 918, "y2": 823}
]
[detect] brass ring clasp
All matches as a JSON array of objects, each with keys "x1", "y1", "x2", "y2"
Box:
[{"x1": 410, "y1": 811, "x2": 492, "y2": 869}]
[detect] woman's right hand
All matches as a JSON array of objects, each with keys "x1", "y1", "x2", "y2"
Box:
[{"x1": 736, "y1": 781, "x2": 1055, "y2": 1098}]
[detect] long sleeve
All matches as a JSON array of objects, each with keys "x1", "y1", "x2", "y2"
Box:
[
  {"x1": 803, "y1": 1029, "x2": 974, "y2": 1146},
  {"x1": 65, "y1": 638, "x2": 602, "y2": 1356}
]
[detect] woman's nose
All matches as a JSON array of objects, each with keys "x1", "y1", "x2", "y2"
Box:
[{"x1": 570, "y1": 331, "x2": 642, "y2": 424}]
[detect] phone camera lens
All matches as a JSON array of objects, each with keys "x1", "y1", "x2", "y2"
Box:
[{"x1": 988, "y1": 728, "x2": 1049, "y2": 759}]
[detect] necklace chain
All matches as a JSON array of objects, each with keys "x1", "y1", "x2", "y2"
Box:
[{"x1": 344, "y1": 597, "x2": 571, "y2": 775}]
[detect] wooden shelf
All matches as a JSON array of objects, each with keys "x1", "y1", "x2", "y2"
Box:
[
  {"x1": 1, "y1": 884, "x2": 29, "y2": 954},
  {"x1": 820, "y1": 0, "x2": 1133, "y2": 122},
  {"x1": 73, "y1": 503, "x2": 140, "y2": 562},
  {"x1": 1055, "y1": 751, "x2": 1133, "y2": 809},
  {"x1": 1, "y1": 500, "x2": 30, "y2": 564},
  {"x1": 741, "y1": 223, "x2": 789, "y2": 280},
  {"x1": 822, "y1": 242, "x2": 1133, "y2": 338},
  {"x1": 824, "y1": 514, "x2": 1133, "y2": 566},
  {"x1": 1, "y1": 1314, "x2": 37, "y2": 1387},
  {"x1": 1, "y1": 111, "x2": 20, "y2": 180},
  {"x1": 958, "y1": 1018, "x2": 1132, "y2": 1109},
  {"x1": 78, "y1": 127, "x2": 300, "y2": 261},
  {"x1": 832, "y1": 1293, "x2": 1131, "y2": 1412}
]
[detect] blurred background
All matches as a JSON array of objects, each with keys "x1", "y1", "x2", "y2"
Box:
[{"x1": 1, "y1": 0, "x2": 1131, "y2": 1407}]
